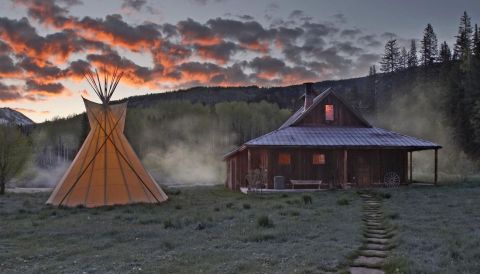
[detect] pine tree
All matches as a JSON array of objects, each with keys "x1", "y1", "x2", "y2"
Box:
[
  {"x1": 454, "y1": 11, "x2": 473, "y2": 61},
  {"x1": 407, "y1": 39, "x2": 418, "y2": 68},
  {"x1": 420, "y1": 24, "x2": 438, "y2": 67},
  {"x1": 473, "y1": 24, "x2": 480, "y2": 57},
  {"x1": 380, "y1": 39, "x2": 400, "y2": 73},
  {"x1": 398, "y1": 47, "x2": 408, "y2": 70},
  {"x1": 439, "y1": 41, "x2": 452, "y2": 63}
]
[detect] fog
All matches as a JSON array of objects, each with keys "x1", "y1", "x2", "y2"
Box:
[{"x1": 369, "y1": 81, "x2": 478, "y2": 181}]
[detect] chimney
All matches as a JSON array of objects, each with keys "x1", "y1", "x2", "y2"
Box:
[{"x1": 304, "y1": 82, "x2": 314, "y2": 110}]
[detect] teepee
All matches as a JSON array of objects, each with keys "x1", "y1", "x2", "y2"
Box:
[{"x1": 47, "y1": 68, "x2": 168, "y2": 207}]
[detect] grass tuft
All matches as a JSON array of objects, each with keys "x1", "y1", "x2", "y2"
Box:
[
  {"x1": 257, "y1": 215, "x2": 274, "y2": 228},
  {"x1": 302, "y1": 195, "x2": 313, "y2": 204},
  {"x1": 337, "y1": 196, "x2": 350, "y2": 206}
]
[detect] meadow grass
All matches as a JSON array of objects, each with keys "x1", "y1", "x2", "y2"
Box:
[
  {"x1": 378, "y1": 180, "x2": 480, "y2": 273},
  {"x1": 0, "y1": 186, "x2": 362, "y2": 274}
]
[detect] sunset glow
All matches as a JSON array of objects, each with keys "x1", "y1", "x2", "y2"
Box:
[{"x1": 0, "y1": 0, "x2": 479, "y2": 122}]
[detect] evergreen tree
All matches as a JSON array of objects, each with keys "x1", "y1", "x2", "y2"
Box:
[
  {"x1": 453, "y1": 11, "x2": 473, "y2": 61},
  {"x1": 407, "y1": 39, "x2": 418, "y2": 68},
  {"x1": 473, "y1": 24, "x2": 480, "y2": 57},
  {"x1": 399, "y1": 47, "x2": 408, "y2": 70},
  {"x1": 420, "y1": 24, "x2": 438, "y2": 67},
  {"x1": 380, "y1": 39, "x2": 400, "y2": 73},
  {"x1": 439, "y1": 41, "x2": 452, "y2": 63}
]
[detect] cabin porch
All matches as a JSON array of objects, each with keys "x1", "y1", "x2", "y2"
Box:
[{"x1": 226, "y1": 147, "x2": 439, "y2": 191}]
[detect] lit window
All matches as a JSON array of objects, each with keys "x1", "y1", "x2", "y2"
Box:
[
  {"x1": 313, "y1": 153, "x2": 325, "y2": 165},
  {"x1": 325, "y1": 104, "x2": 334, "y2": 121},
  {"x1": 278, "y1": 153, "x2": 291, "y2": 165}
]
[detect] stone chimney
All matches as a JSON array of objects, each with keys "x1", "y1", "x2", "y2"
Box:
[{"x1": 304, "y1": 82, "x2": 315, "y2": 110}]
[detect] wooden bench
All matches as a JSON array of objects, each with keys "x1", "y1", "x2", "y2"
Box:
[{"x1": 290, "y1": 180, "x2": 323, "y2": 189}]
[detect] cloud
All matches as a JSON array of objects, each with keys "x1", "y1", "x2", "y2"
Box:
[
  {"x1": 1, "y1": 0, "x2": 391, "y2": 105},
  {"x1": 13, "y1": 107, "x2": 50, "y2": 115},
  {"x1": 358, "y1": 34, "x2": 382, "y2": 48},
  {"x1": 121, "y1": 0, "x2": 147, "y2": 11},
  {"x1": 207, "y1": 18, "x2": 274, "y2": 52},
  {"x1": 195, "y1": 41, "x2": 239, "y2": 64},
  {"x1": 341, "y1": 28, "x2": 362, "y2": 39},
  {"x1": 25, "y1": 79, "x2": 65, "y2": 95},
  {"x1": 0, "y1": 82, "x2": 22, "y2": 101}
]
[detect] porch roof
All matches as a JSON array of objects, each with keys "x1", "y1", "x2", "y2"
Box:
[{"x1": 244, "y1": 126, "x2": 441, "y2": 150}]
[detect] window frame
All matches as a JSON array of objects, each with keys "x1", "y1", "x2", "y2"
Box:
[
  {"x1": 278, "y1": 153, "x2": 291, "y2": 165},
  {"x1": 312, "y1": 153, "x2": 326, "y2": 165},
  {"x1": 325, "y1": 104, "x2": 334, "y2": 121}
]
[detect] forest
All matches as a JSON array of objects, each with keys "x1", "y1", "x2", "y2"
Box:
[{"x1": 1, "y1": 11, "x2": 480, "y2": 190}]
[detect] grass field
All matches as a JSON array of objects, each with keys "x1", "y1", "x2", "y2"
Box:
[
  {"x1": 3, "y1": 182, "x2": 480, "y2": 274},
  {"x1": 0, "y1": 187, "x2": 362, "y2": 274},
  {"x1": 379, "y1": 181, "x2": 480, "y2": 273}
]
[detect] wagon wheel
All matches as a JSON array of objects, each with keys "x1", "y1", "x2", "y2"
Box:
[{"x1": 384, "y1": 172, "x2": 400, "y2": 188}]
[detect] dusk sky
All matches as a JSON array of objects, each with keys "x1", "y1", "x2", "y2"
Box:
[{"x1": 0, "y1": 0, "x2": 479, "y2": 122}]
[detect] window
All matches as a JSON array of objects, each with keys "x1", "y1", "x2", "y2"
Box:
[
  {"x1": 325, "y1": 104, "x2": 334, "y2": 121},
  {"x1": 313, "y1": 153, "x2": 326, "y2": 165},
  {"x1": 278, "y1": 153, "x2": 291, "y2": 165}
]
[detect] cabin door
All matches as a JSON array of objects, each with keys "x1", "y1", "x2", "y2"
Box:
[{"x1": 353, "y1": 154, "x2": 371, "y2": 187}]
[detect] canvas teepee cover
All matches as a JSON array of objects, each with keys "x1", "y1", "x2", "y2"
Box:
[{"x1": 47, "y1": 70, "x2": 168, "y2": 207}]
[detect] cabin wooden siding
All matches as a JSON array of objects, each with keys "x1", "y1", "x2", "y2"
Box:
[
  {"x1": 297, "y1": 94, "x2": 367, "y2": 127},
  {"x1": 225, "y1": 148, "x2": 409, "y2": 190}
]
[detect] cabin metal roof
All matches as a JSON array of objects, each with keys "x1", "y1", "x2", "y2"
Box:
[
  {"x1": 245, "y1": 126, "x2": 441, "y2": 150},
  {"x1": 223, "y1": 87, "x2": 441, "y2": 159}
]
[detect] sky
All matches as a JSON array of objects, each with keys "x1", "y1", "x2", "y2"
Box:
[{"x1": 0, "y1": 0, "x2": 479, "y2": 122}]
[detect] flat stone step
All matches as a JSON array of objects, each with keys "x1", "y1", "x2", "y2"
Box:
[
  {"x1": 362, "y1": 243, "x2": 390, "y2": 251},
  {"x1": 365, "y1": 238, "x2": 389, "y2": 245},
  {"x1": 366, "y1": 229, "x2": 387, "y2": 234},
  {"x1": 364, "y1": 233, "x2": 393, "y2": 239},
  {"x1": 352, "y1": 256, "x2": 384, "y2": 268},
  {"x1": 364, "y1": 221, "x2": 383, "y2": 226},
  {"x1": 349, "y1": 267, "x2": 385, "y2": 274},
  {"x1": 359, "y1": 250, "x2": 388, "y2": 258}
]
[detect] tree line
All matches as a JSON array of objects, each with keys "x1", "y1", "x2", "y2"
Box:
[{"x1": 375, "y1": 11, "x2": 480, "y2": 162}]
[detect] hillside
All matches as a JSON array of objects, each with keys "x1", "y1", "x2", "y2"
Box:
[
  {"x1": 0, "y1": 108, "x2": 34, "y2": 125},
  {"x1": 123, "y1": 77, "x2": 371, "y2": 111}
]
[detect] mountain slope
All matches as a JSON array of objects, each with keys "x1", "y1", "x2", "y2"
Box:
[{"x1": 0, "y1": 108, "x2": 35, "y2": 125}]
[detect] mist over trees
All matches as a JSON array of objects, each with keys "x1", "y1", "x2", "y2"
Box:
[
  {"x1": 0, "y1": 125, "x2": 31, "y2": 194},
  {"x1": 377, "y1": 11, "x2": 480, "y2": 169}
]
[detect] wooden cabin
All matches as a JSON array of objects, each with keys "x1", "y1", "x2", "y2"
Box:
[{"x1": 224, "y1": 83, "x2": 441, "y2": 191}]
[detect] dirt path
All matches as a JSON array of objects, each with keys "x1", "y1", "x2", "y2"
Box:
[{"x1": 349, "y1": 193, "x2": 394, "y2": 274}]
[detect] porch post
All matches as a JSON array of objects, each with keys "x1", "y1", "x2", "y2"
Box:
[
  {"x1": 343, "y1": 150, "x2": 348, "y2": 187},
  {"x1": 434, "y1": 148, "x2": 438, "y2": 185},
  {"x1": 247, "y1": 149, "x2": 251, "y2": 174},
  {"x1": 409, "y1": 151, "x2": 413, "y2": 184}
]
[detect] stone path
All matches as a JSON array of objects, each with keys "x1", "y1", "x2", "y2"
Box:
[{"x1": 349, "y1": 193, "x2": 394, "y2": 274}]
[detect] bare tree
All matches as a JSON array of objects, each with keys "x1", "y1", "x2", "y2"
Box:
[{"x1": 0, "y1": 125, "x2": 31, "y2": 194}]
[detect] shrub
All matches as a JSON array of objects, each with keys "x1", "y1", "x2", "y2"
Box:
[
  {"x1": 337, "y1": 197, "x2": 350, "y2": 206},
  {"x1": 281, "y1": 193, "x2": 289, "y2": 198},
  {"x1": 163, "y1": 219, "x2": 174, "y2": 229},
  {"x1": 213, "y1": 207, "x2": 220, "y2": 212},
  {"x1": 387, "y1": 212, "x2": 400, "y2": 219},
  {"x1": 226, "y1": 202, "x2": 234, "y2": 209},
  {"x1": 257, "y1": 215, "x2": 274, "y2": 228},
  {"x1": 175, "y1": 205, "x2": 182, "y2": 210},
  {"x1": 166, "y1": 188, "x2": 181, "y2": 195},
  {"x1": 247, "y1": 233, "x2": 276, "y2": 242},
  {"x1": 243, "y1": 203, "x2": 251, "y2": 209},
  {"x1": 195, "y1": 222, "x2": 206, "y2": 230},
  {"x1": 302, "y1": 195, "x2": 312, "y2": 204}
]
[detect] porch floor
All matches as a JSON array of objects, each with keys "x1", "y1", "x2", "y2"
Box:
[{"x1": 240, "y1": 187, "x2": 327, "y2": 194}]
